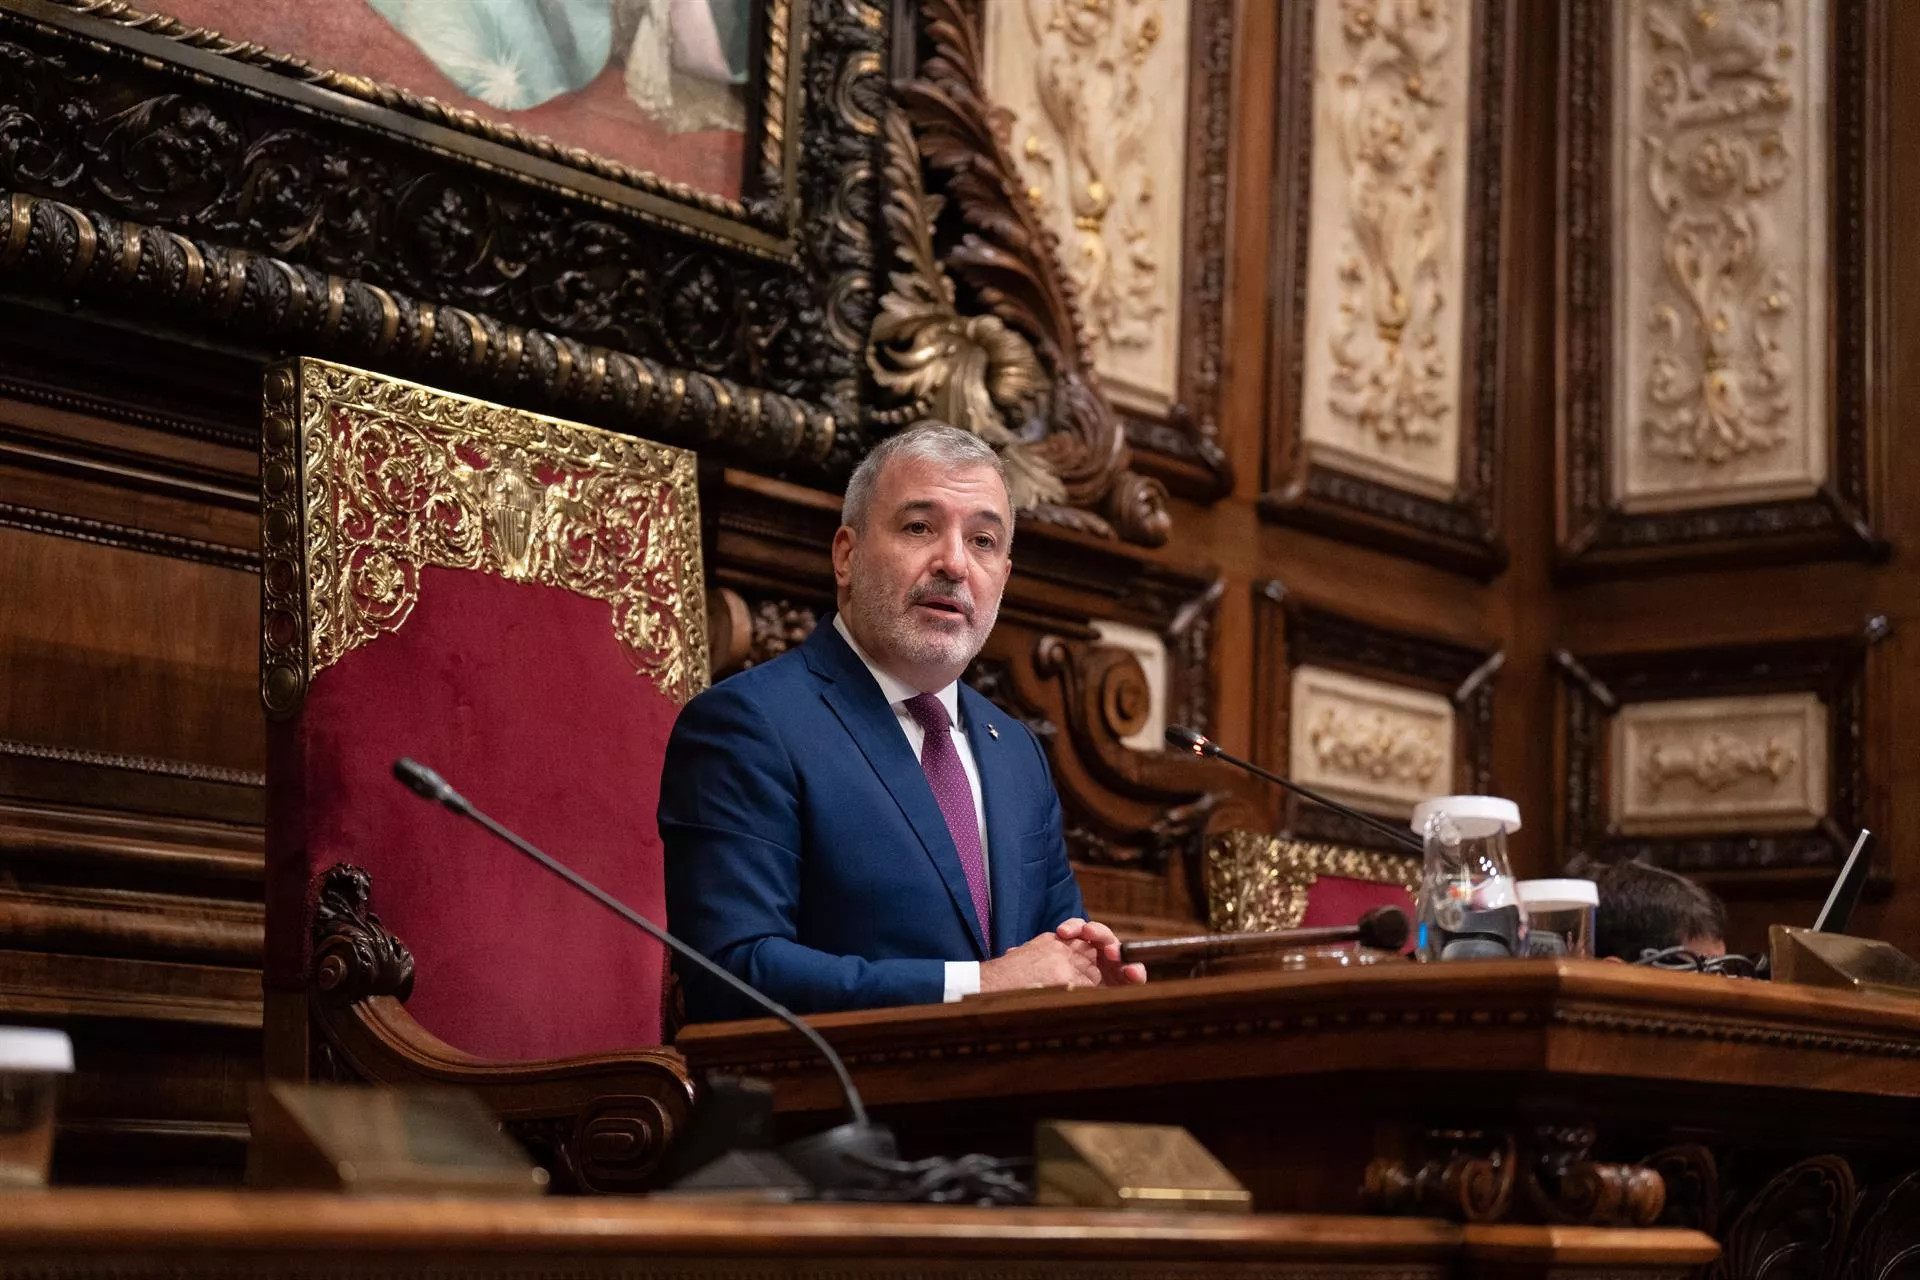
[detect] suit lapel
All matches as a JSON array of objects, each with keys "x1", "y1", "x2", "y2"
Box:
[
  {"x1": 960, "y1": 685, "x2": 1024, "y2": 957},
  {"x1": 805, "y1": 622, "x2": 989, "y2": 959}
]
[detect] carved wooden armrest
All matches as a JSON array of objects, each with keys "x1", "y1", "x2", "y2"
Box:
[{"x1": 308, "y1": 864, "x2": 695, "y2": 1193}]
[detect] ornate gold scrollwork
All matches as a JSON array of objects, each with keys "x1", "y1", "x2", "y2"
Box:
[
  {"x1": 260, "y1": 359, "x2": 708, "y2": 719},
  {"x1": 1206, "y1": 830, "x2": 1419, "y2": 933}
]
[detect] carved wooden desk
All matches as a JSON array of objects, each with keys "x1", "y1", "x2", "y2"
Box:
[
  {"x1": 677, "y1": 959, "x2": 1920, "y2": 1271},
  {"x1": 0, "y1": 1191, "x2": 1714, "y2": 1280}
]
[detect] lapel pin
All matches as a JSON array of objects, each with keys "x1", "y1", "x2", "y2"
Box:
[{"x1": 987, "y1": 724, "x2": 999, "y2": 739}]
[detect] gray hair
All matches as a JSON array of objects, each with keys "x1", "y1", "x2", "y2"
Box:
[{"x1": 841, "y1": 422, "x2": 1008, "y2": 531}]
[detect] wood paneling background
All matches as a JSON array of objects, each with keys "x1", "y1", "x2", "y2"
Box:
[{"x1": 0, "y1": 0, "x2": 1913, "y2": 1183}]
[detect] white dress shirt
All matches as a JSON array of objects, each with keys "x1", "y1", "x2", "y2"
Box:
[{"x1": 833, "y1": 614, "x2": 987, "y2": 1001}]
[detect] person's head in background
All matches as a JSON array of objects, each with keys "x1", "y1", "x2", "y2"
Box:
[{"x1": 1565, "y1": 856, "x2": 1728, "y2": 961}]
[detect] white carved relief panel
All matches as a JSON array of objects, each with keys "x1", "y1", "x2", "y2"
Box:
[
  {"x1": 1611, "y1": 0, "x2": 1829, "y2": 512},
  {"x1": 982, "y1": 0, "x2": 1190, "y2": 417},
  {"x1": 1610, "y1": 692, "x2": 1828, "y2": 836},
  {"x1": 1289, "y1": 665, "x2": 1455, "y2": 818},
  {"x1": 1298, "y1": 0, "x2": 1473, "y2": 499}
]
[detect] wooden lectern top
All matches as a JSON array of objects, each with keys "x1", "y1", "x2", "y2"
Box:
[{"x1": 678, "y1": 958, "x2": 1920, "y2": 1115}]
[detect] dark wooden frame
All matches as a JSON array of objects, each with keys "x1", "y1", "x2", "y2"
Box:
[
  {"x1": 1260, "y1": 0, "x2": 1511, "y2": 579},
  {"x1": 1554, "y1": 0, "x2": 1887, "y2": 577},
  {"x1": 1250, "y1": 581, "x2": 1502, "y2": 855},
  {"x1": 1120, "y1": 0, "x2": 1236, "y2": 502},
  {"x1": 0, "y1": 0, "x2": 887, "y2": 471},
  {"x1": 1553, "y1": 626, "x2": 1889, "y2": 882},
  {"x1": 6, "y1": 0, "x2": 808, "y2": 252}
]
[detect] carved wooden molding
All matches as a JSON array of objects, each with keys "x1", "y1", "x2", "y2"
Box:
[
  {"x1": 1366, "y1": 1125, "x2": 1664, "y2": 1227},
  {"x1": 0, "y1": 0, "x2": 884, "y2": 458},
  {"x1": 1252, "y1": 581, "x2": 1501, "y2": 853},
  {"x1": 896, "y1": 0, "x2": 1172, "y2": 548},
  {"x1": 1261, "y1": 0, "x2": 1509, "y2": 579},
  {"x1": 1555, "y1": 627, "x2": 1886, "y2": 876},
  {"x1": 1720, "y1": 1156, "x2": 1855, "y2": 1280},
  {"x1": 0, "y1": 192, "x2": 835, "y2": 472},
  {"x1": 308, "y1": 864, "x2": 414, "y2": 1008},
  {"x1": 969, "y1": 0, "x2": 1235, "y2": 501},
  {"x1": 1556, "y1": 0, "x2": 1886, "y2": 576},
  {"x1": 20, "y1": 0, "x2": 806, "y2": 239},
  {"x1": 305, "y1": 864, "x2": 694, "y2": 1193}
]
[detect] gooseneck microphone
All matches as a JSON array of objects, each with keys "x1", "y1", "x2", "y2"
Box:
[
  {"x1": 390, "y1": 757, "x2": 899, "y2": 1190},
  {"x1": 1165, "y1": 726, "x2": 1426, "y2": 854}
]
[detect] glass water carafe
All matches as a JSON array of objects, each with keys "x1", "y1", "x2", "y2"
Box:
[{"x1": 1412, "y1": 796, "x2": 1524, "y2": 962}]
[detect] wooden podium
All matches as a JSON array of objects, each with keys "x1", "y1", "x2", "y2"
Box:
[{"x1": 678, "y1": 959, "x2": 1920, "y2": 1270}]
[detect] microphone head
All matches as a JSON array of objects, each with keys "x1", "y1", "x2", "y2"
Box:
[
  {"x1": 1165, "y1": 725, "x2": 1221, "y2": 757},
  {"x1": 1357, "y1": 905, "x2": 1411, "y2": 952},
  {"x1": 392, "y1": 758, "x2": 464, "y2": 811}
]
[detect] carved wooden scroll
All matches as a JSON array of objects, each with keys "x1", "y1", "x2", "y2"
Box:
[{"x1": 889, "y1": 0, "x2": 1176, "y2": 548}]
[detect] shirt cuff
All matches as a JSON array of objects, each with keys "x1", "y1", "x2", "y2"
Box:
[{"x1": 942, "y1": 961, "x2": 981, "y2": 1003}]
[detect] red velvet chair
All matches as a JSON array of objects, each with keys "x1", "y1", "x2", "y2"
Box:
[
  {"x1": 257, "y1": 358, "x2": 708, "y2": 1191},
  {"x1": 1207, "y1": 831, "x2": 1419, "y2": 942}
]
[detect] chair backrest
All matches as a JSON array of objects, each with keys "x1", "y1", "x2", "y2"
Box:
[
  {"x1": 1207, "y1": 831, "x2": 1418, "y2": 944},
  {"x1": 260, "y1": 359, "x2": 706, "y2": 1061}
]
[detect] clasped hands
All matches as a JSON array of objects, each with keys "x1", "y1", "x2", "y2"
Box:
[{"x1": 978, "y1": 917, "x2": 1149, "y2": 993}]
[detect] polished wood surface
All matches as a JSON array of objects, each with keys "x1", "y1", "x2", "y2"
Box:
[
  {"x1": 678, "y1": 961, "x2": 1920, "y2": 1229},
  {"x1": 0, "y1": 1190, "x2": 1717, "y2": 1280},
  {"x1": 681, "y1": 960, "x2": 1920, "y2": 1112}
]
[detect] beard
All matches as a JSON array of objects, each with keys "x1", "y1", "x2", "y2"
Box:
[{"x1": 847, "y1": 565, "x2": 999, "y2": 677}]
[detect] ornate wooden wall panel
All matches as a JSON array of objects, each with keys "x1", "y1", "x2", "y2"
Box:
[
  {"x1": 1250, "y1": 582, "x2": 1501, "y2": 855},
  {"x1": 1555, "y1": 0, "x2": 1886, "y2": 575},
  {"x1": 1260, "y1": 0, "x2": 1511, "y2": 578},
  {"x1": 0, "y1": 335, "x2": 263, "y2": 1181},
  {"x1": 1553, "y1": 628, "x2": 1887, "y2": 883}
]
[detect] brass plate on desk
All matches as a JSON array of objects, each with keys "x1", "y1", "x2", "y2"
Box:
[
  {"x1": 1035, "y1": 1119, "x2": 1252, "y2": 1213},
  {"x1": 247, "y1": 1083, "x2": 548, "y2": 1196},
  {"x1": 1770, "y1": 926, "x2": 1920, "y2": 1000}
]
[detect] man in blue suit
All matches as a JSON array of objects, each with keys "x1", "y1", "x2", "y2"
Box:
[{"x1": 660, "y1": 424, "x2": 1146, "y2": 1021}]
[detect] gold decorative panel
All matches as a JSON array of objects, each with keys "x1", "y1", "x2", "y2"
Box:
[
  {"x1": 1207, "y1": 832, "x2": 1419, "y2": 933},
  {"x1": 1609, "y1": 693, "x2": 1828, "y2": 836},
  {"x1": 1288, "y1": 665, "x2": 1455, "y2": 820},
  {"x1": 1612, "y1": 0, "x2": 1828, "y2": 512},
  {"x1": 1299, "y1": 0, "x2": 1474, "y2": 498},
  {"x1": 260, "y1": 359, "x2": 708, "y2": 719},
  {"x1": 981, "y1": 0, "x2": 1190, "y2": 415}
]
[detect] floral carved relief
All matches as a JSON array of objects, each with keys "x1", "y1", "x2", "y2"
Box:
[
  {"x1": 1615, "y1": 0, "x2": 1828, "y2": 510},
  {"x1": 1642, "y1": 733, "x2": 1798, "y2": 796},
  {"x1": 1306, "y1": 706, "x2": 1446, "y2": 792},
  {"x1": 1289, "y1": 664, "x2": 1456, "y2": 819},
  {"x1": 1610, "y1": 693, "x2": 1828, "y2": 836},
  {"x1": 1300, "y1": 0, "x2": 1472, "y2": 498},
  {"x1": 982, "y1": 0, "x2": 1188, "y2": 415}
]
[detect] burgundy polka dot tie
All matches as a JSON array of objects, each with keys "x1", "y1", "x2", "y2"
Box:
[{"x1": 904, "y1": 693, "x2": 992, "y2": 942}]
